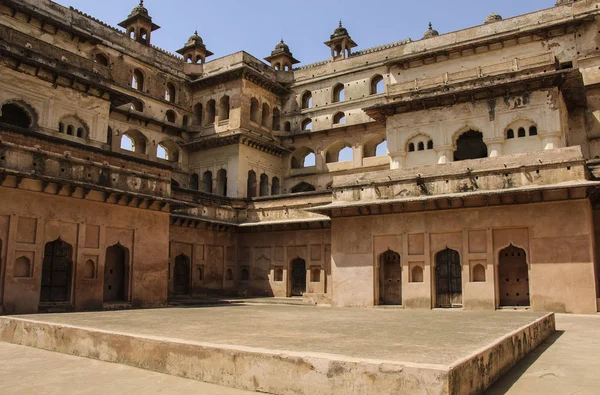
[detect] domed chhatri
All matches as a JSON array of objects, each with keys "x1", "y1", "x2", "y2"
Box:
[
  {"x1": 177, "y1": 29, "x2": 213, "y2": 64},
  {"x1": 485, "y1": 13, "x2": 503, "y2": 24},
  {"x1": 129, "y1": 0, "x2": 149, "y2": 18},
  {"x1": 331, "y1": 20, "x2": 350, "y2": 40},
  {"x1": 118, "y1": 0, "x2": 160, "y2": 45},
  {"x1": 423, "y1": 22, "x2": 439, "y2": 39},
  {"x1": 264, "y1": 39, "x2": 299, "y2": 71},
  {"x1": 324, "y1": 20, "x2": 357, "y2": 60}
]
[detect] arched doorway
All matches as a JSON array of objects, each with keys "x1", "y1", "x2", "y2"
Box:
[
  {"x1": 290, "y1": 258, "x2": 306, "y2": 296},
  {"x1": 379, "y1": 249, "x2": 401, "y2": 305},
  {"x1": 173, "y1": 254, "x2": 190, "y2": 295},
  {"x1": 435, "y1": 248, "x2": 462, "y2": 308},
  {"x1": 104, "y1": 244, "x2": 129, "y2": 302},
  {"x1": 453, "y1": 130, "x2": 487, "y2": 161},
  {"x1": 498, "y1": 245, "x2": 530, "y2": 307},
  {"x1": 41, "y1": 238, "x2": 73, "y2": 303}
]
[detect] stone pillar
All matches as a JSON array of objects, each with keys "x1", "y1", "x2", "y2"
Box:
[
  {"x1": 352, "y1": 144, "x2": 363, "y2": 168},
  {"x1": 316, "y1": 150, "x2": 326, "y2": 172}
]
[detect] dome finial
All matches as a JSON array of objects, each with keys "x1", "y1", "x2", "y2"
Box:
[
  {"x1": 423, "y1": 22, "x2": 439, "y2": 39},
  {"x1": 339, "y1": 20, "x2": 342, "y2": 28},
  {"x1": 429, "y1": 22, "x2": 433, "y2": 30},
  {"x1": 139, "y1": 0, "x2": 144, "y2": 6}
]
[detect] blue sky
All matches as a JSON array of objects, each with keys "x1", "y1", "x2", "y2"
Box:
[{"x1": 56, "y1": 0, "x2": 553, "y2": 66}]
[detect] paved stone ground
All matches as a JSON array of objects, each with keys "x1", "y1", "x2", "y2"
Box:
[
  {"x1": 487, "y1": 313, "x2": 600, "y2": 394},
  {"x1": 0, "y1": 342, "x2": 256, "y2": 395},
  {"x1": 15, "y1": 305, "x2": 547, "y2": 365}
]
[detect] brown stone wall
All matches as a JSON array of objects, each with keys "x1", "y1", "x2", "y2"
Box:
[
  {"x1": 331, "y1": 199, "x2": 597, "y2": 314},
  {"x1": 168, "y1": 225, "x2": 237, "y2": 295},
  {"x1": 237, "y1": 228, "x2": 331, "y2": 299},
  {"x1": 0, "y1": 187, "x2": 169, "y2": 314}
]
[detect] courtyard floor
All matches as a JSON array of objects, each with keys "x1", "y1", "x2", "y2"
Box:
[
  {"x1": 1, "y1": 306, "x2": 598, "y2": 394},
  {"x1": 8, "y1": 304, "x2": 547, "y2": 366}
]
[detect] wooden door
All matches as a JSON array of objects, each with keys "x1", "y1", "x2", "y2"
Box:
[
  {"x1": 380, "y1": 250, "x2": 401, "y2": 305},
  {"x1": 499, "y1": 245, "x2": 530, "y2": 306},
  {"x1": 436, "y1": 248, "x2": 462, "y2": 307},
  {"x1": 291, "y1": 259, "x2": 306, "y2": 296},
  {"x1": 41, "y1": 239, "x2": 72, "y2": 303},
  {"x1": 173, "y1": 255, "x2": 190, "y2": 295}
]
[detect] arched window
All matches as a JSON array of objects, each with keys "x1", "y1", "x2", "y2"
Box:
[
  {"x1": 472, "y1": 264, "x2": 486, "y2": 282},
  {"x1": 247, "y1": 170, "x2": 257, "y2": 198},
  {"x1": 274, "y1": 268, "x2": 283, "y2": 281},
  {"x1": 121, "y1": 134, "x2": 134, "y2": 151},
  {"x1": 454, "y1": 130, "x2": 487, "y2": 161},
  {"x1": 326, "y1": 141, "x2": 353, "y2": 163},
  {"x1": 165, "y1": 82, "x2": 176, "y2": 103},
  {"x1": 283, "y1": 121, "x2": 291, "y2": 132},
  {"x1": 363, "y1": 135, "x2": 387, "y2": 158},
  {"x1": 259, "y1": 173, "x2": 269, "y2": 196},
  {"x1": 206, "y1": 99, "x2": 216, "y2": 124},
  {"x1": 94, "y1": 53, "x2": 109, "y2": 67},
  {"x1": 189, "y1": 173, "x2": 199, "y2": 190},
  {"x1": 427, "y1": 140, "x2": 433, "y2": 150},
  {"x1": 291, "y1": 147, "x2": 317, "y2": 168},
  {"x1": 219, "y1": 95, "x2": 230, "y2": 121},
  {"x1": 166, "y1": 110, "x2": 176, "y2": 123},
  {"x1": 261, "y1": 103, "x2": 270, "y2": 128},
  {"x1": 518, "y1": 127, "x2": 526, "y2": 138},
  {"x1": 418, "y1": 142, "x2": 425, "y2": 151},
  {"x1": 272, "y1": 108, "x2": 281, "y2": 131},
  {"x1": 202, "y1": 171, "x2": 212, "y2": 193},
  {"x1": 506, "y1": 129, "x2": 514, "y2": 139},
  {"x1": 301, "y1": 91, "x2": 313, "y2": 109},
  {"x1": 157, "y1": 140, "x2": 179, "y2": 162},
  {"x1": 226, "y1": 268, "x2": 233, "y2": 281},
  {"x1": 216, "y1": 169, "x2": 227, "y2": 196},
  {"x1": 241, "y1": 268, "x2": 250, "y2": 281},
  {"x1": 83, "y1": 259, "x2": 95, "y2": 279},
  {"x1": 301, "y1": 118, "x2": 312, "y2": 131},
  {"x1": 14, "y1": 256, "x2": 31, "y2": 278},
  {"x1": 132, "y1": 69, "x2": 144, "y2": 91},
  {"x1": 0, "y1": 102, "x2": 33, "y2": 128},
  {"x1": 250, "y1": 98, "x2": 260, "y2": 123},
  {"x1": 194, "y1": 103, "x2": 203, "y2": 125},
  {"x1": 58, "y1": 115, "x2": 88, "y2": 139},
  {"x1": 408, "y1": 143, "x2": 415, "y2": 152},
  {"x1": 291, "y1": 182, "x2": 316, "y2": 193},
  {"x1": 129, "y1": 99, "x2": 143, "y2": 112},
  {"x1": 529, "y1": 126, "x2": 538, "y2": 136},
  {"x1": 333, "y1": 112, "x2": 345, "y2": 125},
  {"x1": 138, "y1": 28, "x2": 148, "y2": 44},
  {"x1": 411, "y1": 265, "x2": 424, "y2": 283},
  {"x1": 271, "y1": 177, "x2": 280, "y2": 195},
  {"x1": 370, "y1": 75, "x2": 384, "y2": 95},
  {"x1": 311, "y1": 268, "x2": 320, "y2": 282},
  {"x1": 157, "y1": 144, "x2": 168, "y2": 160},
  {"x1": 332, "y1": 83, "x2": 345, "y2": 103},
  {"x1": 121, "y1": 130, "x2": 147, "y2": 154},
  {"x1": 182, "y1": 115, "x2": 189, "y2": 127}
]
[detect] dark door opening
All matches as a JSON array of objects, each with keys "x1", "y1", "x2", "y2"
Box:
[
  {"x1": 499, "y1": 245, "x2": 530, "y2": 307},
  {"x1": 291, "y1": 258, "x2": 306, "y2": 296},
  {"x1": 41, "y1": 239, "x2": 73, "y2": 303},
  {"x1": 173, "y1": 254, "x2": 191, "y2": 295},
  {"x1": 104, "y1": 244, "x2": 129, "y2": 302},
  {"x1": 436, "y1": 248, "x2": 462, "y2": 307},
  {"x1": 380, "y1": 249, "x2": 402, "y2": 305}
]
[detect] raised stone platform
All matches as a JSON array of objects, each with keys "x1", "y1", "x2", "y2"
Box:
[{"x1": 0, "y1": 305, "x2": 554, "y2": 395}]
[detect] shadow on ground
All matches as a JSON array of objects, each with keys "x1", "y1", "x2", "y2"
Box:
[{"x1": 485, "y1": 330, "x2": 565, "y2": 394}]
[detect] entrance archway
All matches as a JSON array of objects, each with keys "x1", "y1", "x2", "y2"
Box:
[
  {"x1": 104, "y1": 244, "x2": 129, "y2": 302},
  {"x1": 498, "y1": 245, "x2": 530, "y2": 307},
  {"x1": 435, "y1": 248, "x2": 462, "y2": 307},
  {"x1": 41, "y1": 238, "x2": 73, "y2": 303},
  {"x1": 290, "y1": 258, "x2": 306, "y2": 296},
  {"x1": 174, "y1": 254, "x2": 191, "y2": 295},
  {"x1": 379, "y1": 249, "x2": 401, "y2": 305}
]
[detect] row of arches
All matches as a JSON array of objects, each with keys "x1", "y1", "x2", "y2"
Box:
[
  {"x1": 58, "y1": 115, "x2": 88, "y2": 139},
  {"x1": 249, "y1": 98, "x2": 282, "y2": 131},
  {"x1": 377, "y1": 245, "x2": 530, "y2": 308},
  {"x1": 291, "y1": 135, "x2": 387, "y2": 169},
  {"x1": 193, "y1": 95, "x2": 230, "y2": 126},
  {"x1": 119, "y1": 130, "x2": 180, "y2": 162},
  {"x1": 247, "y1": 170, "x2": 280, "y2": 198},
  {"x1": 36, "y1": 238, "x2": 130, "y2": 304},
  {"x1": 190, "y1": 169, "x2": 228, "y2": 196},
  {"x1": 300, "y1": 74, "x2": 384, "y2": 110}
]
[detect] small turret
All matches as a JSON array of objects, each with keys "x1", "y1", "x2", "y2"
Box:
[
  {"x1": 324, "y1": 21, "x2": 357, "y2": 61},
  {"x1": 422, "y1": 22, "x2": 439, "y2": 39},
  {"x1": 264, "y1": 40, "x2": 299, "y2": 71},
  {"x1": 484, "y1": 13, "x2": 503, "y2": 24},
  {"x1": 176, "y1": 31, "x2": 213, "y2": 64},
  {"x1": 118, "y1": 1, "x2": 160, "y2": 46}
]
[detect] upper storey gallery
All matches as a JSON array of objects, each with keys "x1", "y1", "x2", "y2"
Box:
[{"x1": 0, "y1": 0, "x2": 598, "y2": 182}]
